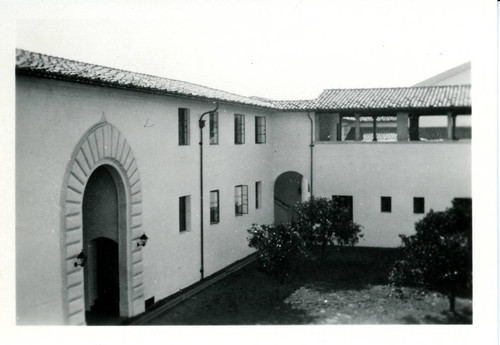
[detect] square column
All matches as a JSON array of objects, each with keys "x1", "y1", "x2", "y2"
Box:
[
  {"x1": 396, "y1": 112, "x2": 409, "y2": 141},
  {"x1": 354, "y1": 113, "x2": 361, "y2": 141},
  {"x1": 337, "y1": 115, "x2": 343, "y2": 141},
  {"x1": 447, "y1": 112, "x2": 457, "y2": 140},
  {"x1": 409, "y1": 114, "x2": 420, "y2": 141},
  {"x1": 372, "y1": 116, "x2": 377, "y2": 142}
]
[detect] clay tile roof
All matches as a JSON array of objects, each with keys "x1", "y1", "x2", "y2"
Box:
[
  {"x1": 314, "y1": 86, "x2": 471, "y2": 111},
  {"x1": 270, "y1": 99, "x2": 317, "y2": 110},
  {"x1": 16, "y1": 49, "x2": 472, "y2": 113},
  {"x1": 15, "y1": 49, "x2": 275, "y2": 109}
]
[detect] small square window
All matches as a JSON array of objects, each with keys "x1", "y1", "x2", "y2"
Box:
[
  {"x1": 210, "y1": 190, "x2": 220, "y2": 224},
  {"x1": 381, "y1": 196, "x2": 391, "y2": 213},
  {"x1": 413, "y1": 197, "x2": 425, "y2": 214}
]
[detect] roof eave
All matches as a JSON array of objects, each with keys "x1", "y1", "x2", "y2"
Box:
[
  {"x1": 16, "y1": 67, "x2": 278, "y2": 111},
  {"x1": 314, "y1": 106, "x2": 471, "y2": 115}
]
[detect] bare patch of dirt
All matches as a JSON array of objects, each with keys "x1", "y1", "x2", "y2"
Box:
[{"x1": 284, "y1": 285, "x2": 472, "y2": 324}]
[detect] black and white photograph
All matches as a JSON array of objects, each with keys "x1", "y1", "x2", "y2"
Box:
[{"x1": 1, "y1": 0, "x2": 498, "y2": 344}]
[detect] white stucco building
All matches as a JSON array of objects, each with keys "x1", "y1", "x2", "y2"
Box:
[{"x1": 15, "y1": 49, "x2": 471, "y2": 325}]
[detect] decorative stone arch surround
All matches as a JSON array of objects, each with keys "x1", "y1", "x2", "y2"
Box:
[{"x1": 60, "y1": 121, "x2": 145, "y2": 325}]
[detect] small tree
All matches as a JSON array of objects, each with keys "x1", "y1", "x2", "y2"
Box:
[
  {"x1": 389, "y1": 199, "x2": 472, "y2": 312},
  {"x1": 247, "y1": 223, "x2": 306, "y2": 282},
  {"x1": 294, "y1": 197, "x2": 363, "y2": 260}
]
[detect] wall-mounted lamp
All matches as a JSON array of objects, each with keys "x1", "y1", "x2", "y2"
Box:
[
  {"x1": 137, "y1": 233, "x2": 149, "y2": 247},
  {"x1": 74, "y1": 251, "x2": 87, "y2": 268}
]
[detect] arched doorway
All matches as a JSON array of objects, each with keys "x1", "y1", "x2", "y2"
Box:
[
  {"x1": 82, "y1": 166, "x2": 123, "y2": 321},
  {"x1": 61, "y1": 121, "x2": 145, "y2": 325},
  {"x1": 274, "y1": 171, "x2": 310, "y2": 224}
]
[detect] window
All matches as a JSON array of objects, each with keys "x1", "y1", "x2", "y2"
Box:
[
  {"x1": 178, "y1": 108, "x2": 190, "y2": 145},
  {"x1": 210, "y1": 190, "x2": 220, "y2": 224},
  {"x1": 235, "y1": 114, "x2": 245, "y2": 144},
  {"x1": 179, "y1": 195, "x2": 191, "y2": 232},
  {"x1": 381, "y1": 196, "x2": 391, "y2": 213},
  {"x1": 235, "y1": 185, "x2": 248, "y2": 215},
  {"x1": 453, "y1": 197, "x2": 472, "y2": 210},
  {"x1": 315, "y1": 113, "x2": 336, "y2": 141},
  {"x1": 332, "y1": 195, "x2": 353, "y2": 221},
  {"x1": 255, "y1": 116, "x2": 266, "y2": 144},
  {"x1": 413, "y1": 197, "x2": 425, "y2": 214},
  {"x1": 452, "y1": 198, "x2": 472, "y2": 220},
  {"x1": 255, "y1": 181, "x2": 262, "y2": 209},
  {"x1": 316, "y1": 114, "x2": 335, "y2": 141},
  {"x1": 210, "y1": 112, "x2": 219, "y2": 145}
]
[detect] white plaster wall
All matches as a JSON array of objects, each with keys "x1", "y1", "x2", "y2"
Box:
[
  {"x1": 16, "y1": 75, "x2": 274, "y2": 323},
  {"x1": 16, "y1": 74, "x2": 472, "y2": 324},
  {"x1": 313, "y1": 142, "x2": 471, "y2": 247},
  {"x1": 269, "y1": 111, "x2": 471, "y2": 248},
  {"x1": 270, "y1": 111, "x2": 311, "y2": 181}
]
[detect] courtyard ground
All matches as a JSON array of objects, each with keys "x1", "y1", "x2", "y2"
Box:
[{"x1": 142, "y1": 247, "x2": 472, "y2": 325}]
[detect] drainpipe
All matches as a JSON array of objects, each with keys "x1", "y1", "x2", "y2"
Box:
[
  {"x1": 307, "y1": 112, "x2": 314, "y2": 197},
  {"x1": 198, "y1": 102, "x2": 219, "y2": 280}
]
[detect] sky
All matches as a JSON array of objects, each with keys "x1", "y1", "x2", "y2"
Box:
[{"x1": 13, "y1": 0, "x2": 475, "y2": 100}]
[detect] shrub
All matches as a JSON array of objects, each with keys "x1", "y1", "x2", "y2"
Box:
[
  {"x1": 389, "y1": 199, "x2": 472, "y2": 312},
  {"x1": 294, "y1": 197, "x2": 363, "y2": 260},
  {"x1": 247, "y1": 198, "x2": 363, "y2": 280},
  {"x1": 247, "y1": 223, "x2": 306, "y2": 282}
]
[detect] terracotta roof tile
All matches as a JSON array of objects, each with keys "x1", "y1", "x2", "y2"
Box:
[
  {"x1": 315, "y1": 86, "x2": 471, "y2": 111},
  {"x1": 16, "y1": 49, "x2": 275, "y2": 109},
  {"x1": 270, "y1": 99, "x2": 317, "y2": 110},
  {"x1": 16, "y1": 49, "x2": 472, "y2": 113}
]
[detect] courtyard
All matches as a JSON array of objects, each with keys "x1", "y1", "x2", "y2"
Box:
[{"x1": 134, "y1": 247, "x2": 472, "y2": 325}]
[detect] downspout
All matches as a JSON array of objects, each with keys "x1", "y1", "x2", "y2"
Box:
[
  {"x1": 307, "y1": 112, "x2": 314, "y2": 197},
  {"x1": 198, "y1": 102, "x2": 219, "y2": 280}
]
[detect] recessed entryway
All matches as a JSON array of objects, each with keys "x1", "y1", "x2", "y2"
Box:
[
  {"x1": 82, "y1": 165, "x2": 123, "y2": 324},
  {"x1": 274, "y1": 171, "x2": 310, "y2": 223},
  {"x1": 61, "y1": 122, "x2": 145, "y2": 325}
]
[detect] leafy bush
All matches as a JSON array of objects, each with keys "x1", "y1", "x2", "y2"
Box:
[
  {"x1": 247, "y1": 197, "x2": 363, "y2": 280},
  {"x1": 389, "y1": 199, "x2": 472, "y2": 312},
  {"x1": 294, "y1": 197, "x2": 363, "y2": 259},
  {"x1": 247, "y1": 223, "x2": 307, "y2": 281}
]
